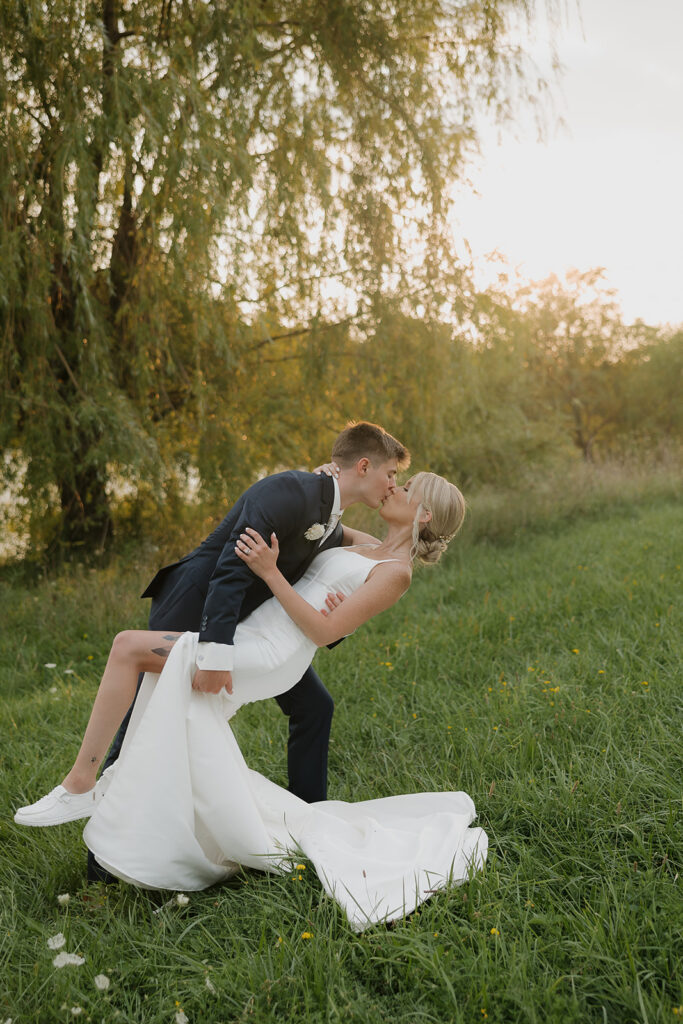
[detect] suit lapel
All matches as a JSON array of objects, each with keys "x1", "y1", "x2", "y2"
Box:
[{"x1": 318, "y1": 473, "x2": 334, "y2": 527}]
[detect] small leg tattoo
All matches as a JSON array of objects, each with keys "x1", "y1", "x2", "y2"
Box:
[{"x1": 151, "y1": 635, "x2": 181, "y2": 659}]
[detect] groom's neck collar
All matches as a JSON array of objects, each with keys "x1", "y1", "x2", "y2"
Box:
[{"x1": 332, "y1": 475, "x2": 343, "y2": 513}]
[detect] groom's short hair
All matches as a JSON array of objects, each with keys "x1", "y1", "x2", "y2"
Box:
[{"x1": 332, "y1": 421, "x2": 411, "y2": 470}]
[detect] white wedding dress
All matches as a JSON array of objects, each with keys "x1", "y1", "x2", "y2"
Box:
[{"x1": 84, "y1": 548, "x2": 487, "y2": 931}]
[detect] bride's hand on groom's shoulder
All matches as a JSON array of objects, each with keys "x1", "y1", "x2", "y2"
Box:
[
  {"x1": 235, "y1": 528, "x2": 279, "y2": 581},
  {"x1": 312, "y1": 461, "x2": 340, "y2": 478}
]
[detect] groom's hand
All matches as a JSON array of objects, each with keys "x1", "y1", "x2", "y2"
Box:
[
  {"x1": 193, "y1": 668, "x2": 233, "y2": 695},
  {"x1": 320, "y1": 591, "x2": 345, "y2": 616}
]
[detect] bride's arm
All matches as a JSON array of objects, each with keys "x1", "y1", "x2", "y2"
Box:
[{"x1": 236, "y1": 529, "x2": 411, "y2": 647}]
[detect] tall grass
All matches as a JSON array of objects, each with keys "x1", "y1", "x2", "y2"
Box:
[{"x1": 0, "y1": 488, "x2": 680, "y2": 1023}]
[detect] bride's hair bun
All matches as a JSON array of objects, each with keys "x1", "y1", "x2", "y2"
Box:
[{"x1": 407, "y1": 473, "x2": 466, "y2": 565}]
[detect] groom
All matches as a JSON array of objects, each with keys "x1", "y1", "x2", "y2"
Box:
[{"x1": 87, "y1": 421, "x2": 409, "y2": 880}]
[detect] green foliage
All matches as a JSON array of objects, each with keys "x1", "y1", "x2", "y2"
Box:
[
  {"x1": 1, "y1": 0, "x2": 546, "y2": 554},
  {"x1": 1, "y1": 496, "x2": 681, "y2": 1022}
]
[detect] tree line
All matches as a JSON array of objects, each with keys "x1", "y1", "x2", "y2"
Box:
[{"x1": 1, "y1": 1, "x2": 680, "y2": 560}]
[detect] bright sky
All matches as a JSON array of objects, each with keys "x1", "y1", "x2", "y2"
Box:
[{"x1": 450, "y1": 0, "x2": 683, "y2": 326}]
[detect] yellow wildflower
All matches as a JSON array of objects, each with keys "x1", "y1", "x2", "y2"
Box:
[{"x1": 301, "y1": 932, "x2": 313, "y2": 939}]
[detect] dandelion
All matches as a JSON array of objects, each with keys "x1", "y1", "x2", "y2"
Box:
[
  {"x1": 87, "y1": 655, "x2": 94, "y2": 661},
  {"x1": 295, "y1": 864, "x2": 306, "y2": 871},
  {"x1": 641, "y1": 681, "x2": 649, "y2": 687},
  {"x1": 53, "y1": 952, "x2": 85, "y2": 968},
  {"x1": 94, "y1": 974, "x2": 110, "y2": 991},
  {"x1": 57, "y1": 893, "x2": 70, "y2": 906},
  {"x1": 571, "y1": 648, "x2": 579, "y2": 653},
  {"x1": 412, "y1": 713, "x2": 417, "y2": 719},
  {"x1": 176, "y1": 893, "x2": 189, "y2": 907},
  {"x1": 490, "y1": 927, "x2": 500, "y2": 936},
  {"x1": 47, "y1": 932, "x2": 66, "y2": 950},
  {"x1": 481, "y1": 1011, "x2": 488, "y2": 1018},
  {"x1": 301, "y1": 932, "x2": 313, "y2": 939},
  {"x1": 598, "y1": 669, "x2": 605, "y2": 674},
  {"x1": 44, "y1": 663, "x2": 56, "y2": 669}
]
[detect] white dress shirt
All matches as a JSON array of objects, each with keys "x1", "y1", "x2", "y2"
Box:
[{"x1": 318, "y1": 476, "x2": 343, "y2": 545}]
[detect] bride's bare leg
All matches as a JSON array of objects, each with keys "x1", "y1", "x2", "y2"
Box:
[{"x1": 62, "y1": 630, "x2": 183, "y2": 794}]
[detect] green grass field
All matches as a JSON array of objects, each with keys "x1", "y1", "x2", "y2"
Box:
[{"x1": 1, "y1": 496, "x2": 681, "y2": 1023}]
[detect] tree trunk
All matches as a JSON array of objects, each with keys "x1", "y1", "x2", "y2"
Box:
[{"x1": 55, "y1": 459, "x2": 113, "y2": 558}]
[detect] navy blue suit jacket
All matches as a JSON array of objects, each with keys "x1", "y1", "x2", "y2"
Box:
[{"x1": 141, "y1": 471, "x2": 343, "y2": 643}]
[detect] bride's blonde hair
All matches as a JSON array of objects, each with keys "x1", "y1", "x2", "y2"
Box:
[{"x1": 406, "y1": 472, "x2": 466, "y2": 564}]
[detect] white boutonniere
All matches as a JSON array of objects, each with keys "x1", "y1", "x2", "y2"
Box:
[{"x1": 304, "y1": 523, "x2": 326, "y2": 541}]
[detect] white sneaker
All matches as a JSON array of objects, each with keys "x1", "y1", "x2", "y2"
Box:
[{"x1": 14, "y1": 785, "x2": 100, "y2": 827}]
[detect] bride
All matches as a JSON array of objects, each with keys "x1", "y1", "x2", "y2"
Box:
[{"x1": 14, "y1": 473, "x2": 487, "y2": 931}]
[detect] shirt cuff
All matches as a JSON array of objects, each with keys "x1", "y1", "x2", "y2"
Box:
[{"x1": 196, "y1": 642, "x2": 234, "y2": 672}]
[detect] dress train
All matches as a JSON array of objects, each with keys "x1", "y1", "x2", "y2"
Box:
[{"x1": 84, "y1": 633, "x2": 487, "y2": 931}]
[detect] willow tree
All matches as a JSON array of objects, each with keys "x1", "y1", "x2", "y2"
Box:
[{"x1": 0, "y1": 0, "x2": 553, "y2": 556}]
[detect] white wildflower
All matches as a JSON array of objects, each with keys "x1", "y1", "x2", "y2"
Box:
[
  {"x1": 175, "y1": 1012, "x2": 189, "y2": 1024},
  {"x1": 176, "y1": 893, "x2": 190, "y2": 907},
  {"x1": 205, "y1": 976, "x2": 216, "y2": 994},
  {"x1": 53, "y1": 952, "x2": 86, "y2": 968},
  {"x1": 70, "y1": 1008, "x2": 84, "y2": 1017},
  {"x1": 44, "y1": 663, "x2": 57, "y2": 668},
  {"x1": 57, "y1": 893, "x2": 70, "y2": 906},
  {"x1": 94, "y1": 974, "x2": 110, "y2": 991},
  {"x1": 47, "y1": 932, "x2": 66, "y2": 950},
  {"x1": 49, "y1": 686, "x2": 58, "y2": 694},
  {"x1": 304, "y1": 523, "x2": 325, "y2": 541},
  {"x1": 64, "y1": 669, "x2": 75, "y2": 674}
]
